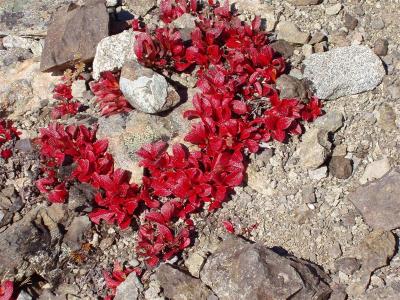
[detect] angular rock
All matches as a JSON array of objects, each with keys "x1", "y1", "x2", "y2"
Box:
[
  {"x1": 374, "y1": 38, "x2": 389, "y2": 56},
  {"x1": 185, "y1": 252, "x2": 206, "y2": 278},
  {"x1": 2, "y1": 35, "x2": 44, "y2": 57},
  {"x1": 298, "y1": 128, "x2": 331, "y2": 170},
  {"x1": 125, "y1": 0, "x2": 156, "y2": 16},
  {"x1": 359, "y1": 157, "x2": 391, "y2": 184},
  {"x1": 356, "y1": 230, "x2": 396, "y2": 272},
  {"x1": 119, "y1": 60, "x2": 180, "y2": 114},
  {"x1": 314, "y1": 111, "x2": 344, "y2": 133},
  {"x1": 377, "y1": 103, "x2": 397, "y2": 131},
  {"x1": 276, "y1": 74, "x2": 307, "y2": 100},
  {"x1": 276, "y1": 21, "x2": 310, "y2": 44},
  {"x1": 201, "y1": 236, "x2": 332, "y2": 300},
  {"x1": 157, "y1": 264, "x2": 216, "y2": 300},
  {"x1": 303, "y1": 46, "x2": 385, "y2": 99},
  {"x1": 71, "y1": 80, "x2": 87, "y2": 99},
  {"x1": 270, "y1": 40, "x2": 295, "y2": 58},
  {"x1": 343, "y1": 13, "x2": 358, "y2": 30},
  {"x1": 350, "y1": 168, "x2": 400, "y2": 230},
  {"x1": 325, "y1": 3, "x2": 342, "y2": 16},
  {"x1": 40, "y1": 1, "x2": 109, "y2": 72},
  {"x1": 329, "y1": 156, "x2": 353, "y2": 179},
  {"x1": 233, "y1": 1, "x2": 277, "y2": 31},
  {"x1": 63, "y1": 216, "x2": 91, "y2": 250},
  {"x1": 334, "y1": 257, "x2": 361, "y2": 275},
  {"x1": 114, "y1": 272, "x2": 142, "y2": 300},
  {"x1": 288, "y1": 0, "x2": 322, "y2": 5},
  {"x1": 92, "y1": 29, "x2": 138, "y2": 80}
]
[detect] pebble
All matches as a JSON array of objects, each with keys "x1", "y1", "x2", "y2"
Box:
[
  {"x1": 329, "y1": 156, "x2": 353, "y2": 179},
  {"x1": 276, "y1": 21, "x2": 310, "y2": 44},
  {"x1": 359, "y1": 157, "x2": 391, "y2": 184},
  {"x1": 343, "y1": 13, "x2": 358, "y2": 30},
  {"x1": 325, "y1": 3, "x2": 342, "y2": 16},
  {"x1": 371, "y1": 17, "x2": 385, "y2": 30},
  {"x1": 309, "y1": 166, "x2": 328, "y2": 180},
  {"x1": 314, "y1": 41, "x2": 327, "y2": 53},
  {"x1": 335, "y1": 257, "x2": 361, "y2": 275},
  {"x1": 302, "y1": 44, "x2": 313, "y2": 57},
  {"x1": 374, "y1": 38, "x2": 389, "y2": 56},
  {"x1": 387, "y1": 83, "x2": 400, "y2": 99},
  {"x1": 270, "y1": 40, "x2": 295, "y2": 58}
]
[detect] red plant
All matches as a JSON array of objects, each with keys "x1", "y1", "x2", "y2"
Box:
[
  {"x1": 0, "y1": 119, "x2": 20, "y2": 160},
  {"x1": 90, "y1": 72, "x2": 133, "y2": 117},
  {"x1": 160, "y1": 0, "x2": 198, "y2": 23},
  {"x1": 51, "y1": 83, "x2": 82, "y2": 119},
  {"x1": 0, "y1": 281, "x2": 14, "y2": 300}
]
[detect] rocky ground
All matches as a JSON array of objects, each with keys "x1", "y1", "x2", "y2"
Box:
[{"x1": 1, "y1": 0, "x2": 400, "y2": 299}]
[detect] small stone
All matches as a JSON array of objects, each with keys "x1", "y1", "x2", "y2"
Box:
[
  {"x1": 302, "y1": 186, "x2": 316, "y2": 203},
  {"x1": 106, "y1": 0, "x2": 118, "y2": 7},
  {"x1": 46, "y1": 204, "x2": 67, "y2": 224},
  {"x1": 275, "y1": 74, "x2": 307, "y2": 99},
  {"x1": 309, "y1": 166, "x2": 328, "y2": 180},
  {"x1": 303, "y1": 46, "x2": 385, "y2": 100},
  {"x1": 288, "y1": 0, "x2": 322, "y2": 5},
  {"x1": 119, "y1": 60, "x2": 180, "y2": 114},
  {"x1": 40, "y1": 2, "x2": 109, "y2": 72},
  {"x1": 114, "y1": 272, "x2": 142, "y2": 300},
  {"x1": 334, "y1": 257, "x2": 361, "y2": 275},
  {"x1": 329, "y1": 242, "x2": 342, "y2": 259},
  {"x1": 298, "y1": 129, "x2": 331, "y2": 170},
  {"x1": 157, "y1": 264, "x2": 215, "y2": 300},
  {"x1": 359, "y1": 157, "x2": 391, "y2": 184},
  {"x1": 309, "y1": 32, "x2": 326, "y2": 45},
  {"x1": 314, "y1": 42, "x2": 327, "y2": 53},
  {"x1": 302, "y1": 44, "x2": 313, "y2": 57},
  {"x1": 329, "y1": 157, "x2": 353, "y2": 179},
  {"x1": 270, "y1": 40, "x2": 295, "y2": 58},
  {"x1": 332, "y1": 144, "x2": 347, "y2": 157},
  {"x1": 374, "y1": 38, "x2": 389, "y2": 56},
  {"x1": 92, "y1": 29, "x2": 138, "y2": 80},
  {"x1": 314, "y1": 111, "x2": 344, "y2": 132},
  {"x1": 387, "y1": 83, "x2": 400, "y2": 99},
  {"x1": 184, "y1": 252, "x2": 206, "y2": 277},
  {"x1": 371, "y1": 17, "x2": 385, "y2": 30},
  {"x1": 326, "y1": 3, "x2": 342, "y2": 16},
  {"x1": 125, "y1": 0, "x2": 156, "y2": 16},
  {"x1": 343, "y1": 13, "x2": 358, "y2": 30},
  {"x1": 377, "y1": 104, "x2": 397, "y2": 131},
  {"x1": 71, "y1": 80, "x2": 87, "y2": 99},
  {"x1": 64, "y1": 216, "x2": 91, "y2": 250},
  {"x1": 351, "y1": 168, "x2": 400, "y2": 230},
  {"x1": 276, "y1": 21, "x2": 310, "y2": 44},
  {"x1": 2, "y1": 35, "x2": 43, "y2": 57}
]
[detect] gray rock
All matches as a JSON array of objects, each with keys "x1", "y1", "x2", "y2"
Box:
[
  {"x1": 184, "y1": 252, "x2": 206, "y2": 278},
  {"x1": 0, "y1": 48, "x2": 32, "y2": 66},
  {"x1": 359, "y1": 157, "x2": 391, "y2": 184},
  {"x1": 371, "y1": 17, "x2": 385, "y2": 30},
  {"x1": 16, "y1": 290, "x2": 32, "y2": 300},
  {"x1": 119, "y1": 60, "x2": 180, "y2": 114},
  {"x1": 303, "y1": 46, "x2": 385, "y2": 99},
  {"x1": 114, "y1": 272, "x2": 142, "y2": 300},
  {"x1": 388, "y1": 82, "x2": 400, "y2": 99},
  {"x1": 71, "y1": 80, "x2": 87, "y2": 99},
  {"x1": 288, "y1": 0, "x2": 322, "y2": 5},
  {"x1": 351, "y1": 168, "x2": 400, "y2": 231},
  {"x1": 276, "y1": 21, "x2": 310, "y2": 44},
  {"x1": 276, "y1": 74, "x2": 307, "y2": 100},
  {"x1": 2, "y1": 35, "x2": 43, "y2": 56},
  {"x1": 325, "y1": 3, "x2": 342, "y2": 16},
  {"x1": 270, "y1": 40, "x2": 294, "y2": 58},
  {"x1": 314, "y1": 111, "x2": 344, "y2": 132},
  {"x1": 92, "y1": 29, "x2": 138, "y2": 80},
  {"x1": 40, "y1": 1, "x2": 109, "y2": 72},
  {"x1": 329, "y1": 156, "x2": 353, "y2": 179},
  {"x1": 334, "y1": 257, "x2": 361, "y2": 275},
  {"x1": 301, "y1": 43, "x2": 313, "y2": 57},
  {"x1": 309, "y1": 32, "x2": 326, "y2": 45},
  {"x1": 63, "y1": 216, "x2": 91, "y2": 250},
  {"x1": 374, "y1": 38, "x2": 389, "y2": 57},
  {"x1": 377, "y1": 104, "x2": 397, "y2": 131},
  {"x1": 157, "y1": 264, "x2": 216, "y2": 300},
  {"x1": 125, "y1": 0, "x2": 156, "y2": 16},
  {"x1": 0, "y1": 0, "x2": 70, "y2": 36},
  {"x1": 298, "y1": 128, "x2": 331, "y2": 170},
  {"x1": 201, "y1": 236, "x2": 332, "y2": 300}
]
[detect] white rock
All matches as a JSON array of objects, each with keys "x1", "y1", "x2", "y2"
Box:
[
  {"x1": 360, "y1": 158, "x2": 391, "y2": 184},
  {"x1": 119, "y1": 60, "x2": 180, "y2": 114},
  {"x1": 325, "y1": 3, "x2": 342, "y2": 16},
  {"x1": 309, "y1": 166, "x2": 328, "y2": 180},
  {"x1": 71, "y1": 80, "x2": 87, "y2": 98},
  {"x1": 92, "y1": 29, "x2": 138, "y2": 80},
  {"x1": 2, "y1": 35, "x2": 44, "y2": 56},
  {"x1": 298, "y1": 128, "x2": 331, "y2": 170},
  {"x1": 114, "y1": 272, "x2": 142, "y2": 300}
]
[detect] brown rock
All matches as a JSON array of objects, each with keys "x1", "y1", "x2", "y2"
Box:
[
  {"x1": 40, "y1": 1, "x2": 109, "y2": 72},
  {"x1": 201, "y1": 236, "x2": 332, "y2": 300},
  {"x1": 350, "y1": 168, "x2": 400, "y2": 230},
  {"x1": 157, "y1": 264, "x2": 216, "y2": 300},
  {"x1": 334, "y1": 257, "x2": 361, "y2": 275},
  {"x1": 125, "y1": 0, "x2": 156, "y2": 16},
  {"x1": 270, "y1": 40, "x2": 295, "y2": 58},
  {"x1": 276, "y1": 74, "x2": 307, "y2": 99},
  {"x1": 343, "y1": 13, "x2": 358, "y2": 30},
  {"x1": 329, "y1": 156, "x2": 353, "y2": 179},
  {"x1": 288, "y1": 0, "x2": 322, "y2": 5},
  {"x1": 374, "y1": 38, "x2": 389, "y2": 56}
]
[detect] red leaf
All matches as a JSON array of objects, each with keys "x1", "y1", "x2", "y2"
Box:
[
  {"x1": 222, "y1": 220, "x2": 235, "y2": 233},
  {"x1": 0, "y1": 280, "x2": 14, "y2": 300}
]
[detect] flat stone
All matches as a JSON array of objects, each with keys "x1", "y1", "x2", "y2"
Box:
[
  {"x1": 374, "y1": 38, "x2": 389, "y2": 56},
  {"x1": 92, "y1": 29, "x2": 138, "y2": 80},
  {"x1": 270, "y1": 40, "x2": 295, "y2": 58},
  {"x1": 2, "y1": 35, "x2": 44, "y2": 57},
  {"x1": 276, "y1": 74, "x2": 307, "y2": 100},
  {"x1": 359, "y1": 157, "x2": 391, "y2": 184},
  {"x1": 314, "y1": 111, "x2": 344, "y2": 132},
  {"x1": 119, "y1": 60, "x2": 180, "y2": 114},
  {"x1": 184, "y1": 252, "x2": 206, "y2": 278},
  {"x1": 40, "y1": 1, "x2": 109, "y2": 72},
  {"x1": 201, "y1": 236, "x2": 332, "y2": 300},
  {"x1": 325, "y1": 3, "x2": 342, "y2": 16},
  {"x1": 288, "y1": 0, "x2": 322, "y2": 5},
  {"x1": 63, "y1": 216, "x2": 91, "y2": 250},
  {"x1": 377, "y1": 104, "x2": 397, "y2": 131},
  {"x1": 303, "y1": 46, "x2": 385, "y2": 99},
  {"x1": 125, "y1": 0, "x2": 156, "y2": 16},
  {"x1": 334, "y1": 257, "x2": 361, "y2": 275},
  {"x1": 343, "y1": 13, "x2": 358, "y2": 30},
  {"x1": 71, "y1": 80, "x2": 87, "y2": 99},
  {"x1": 298, "y1": 128, "x2": 331, "y2": 170},
  {"x1": 276, "y1": 21, "x2": 310, "y2": 44},
  {"x1": 351, "y1": 168, "x2": 400, "y2": 231},
  {"x1": 157, "y1": 264, "x2": 215, "y2": 300}
]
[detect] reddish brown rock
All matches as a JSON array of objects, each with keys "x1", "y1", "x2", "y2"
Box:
[{"x1": 40, "y1": 0, "x2": 109, "y2": 72}]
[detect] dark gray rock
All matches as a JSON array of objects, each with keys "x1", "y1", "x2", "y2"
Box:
[
  {"x1": 157, "y1": 264, "x2": 216, "y2": 300},
  {"x1": 40, "y1": 1, "x2": 109, "y2": 72},
  {"x1": 334, "y1": 257, "x2": 361, "y2": 275},
  {"x1": 201, "y1": 236, "x2": 332, "y2": 300},
  {"x1": 374, "y1": 38, "x2": 389, "y2": 57},
  {"x1": 63, "y1": 216, "x2": 91, "y2": 250},
  {"x1": 303, "y1": 46, "x2": 385, "y2": 99},
  {"x1": 287, "y1": 0, "x2": 322, "y2": 6},
  {"x1": 329, "y1": 156, "x2": 353, "y2": 179}
]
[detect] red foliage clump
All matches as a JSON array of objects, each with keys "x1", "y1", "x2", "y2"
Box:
[
  {"x1": 51, "y1": 82, "x2": 82, "y2": 119},
  {"x1": 0, "y1": 280, "x2": 14, "y2": 300},
  {"x1": 0, "y1": 119, "x2": 20, "y2": 160},
  {"x1": 90, "y1": 72, "x2": 133, "y2": 117}
]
